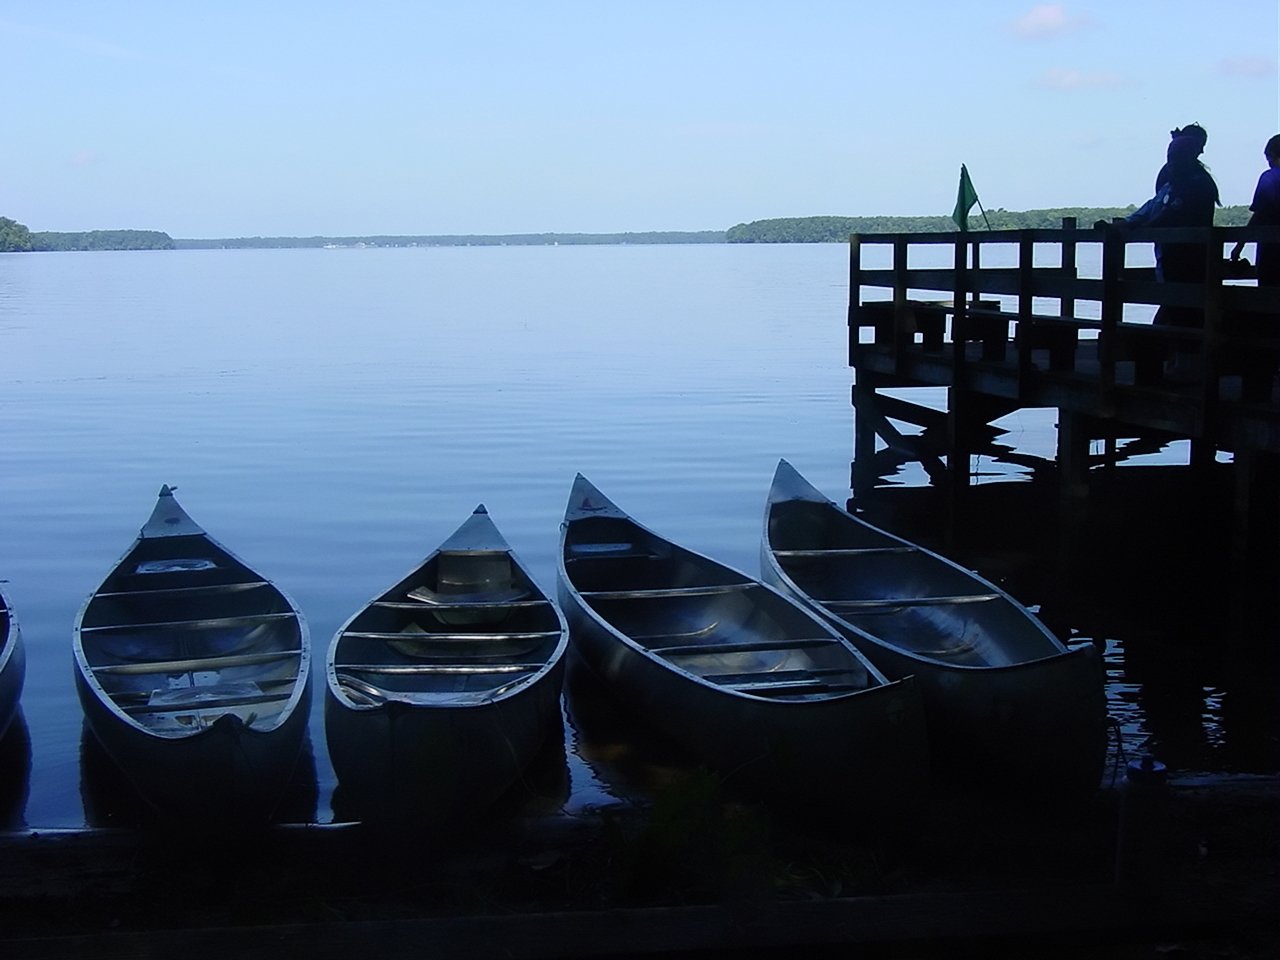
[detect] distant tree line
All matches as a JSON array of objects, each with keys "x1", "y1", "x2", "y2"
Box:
[
  {"x1": 0, "y1": 218, "x2": 175, "y2": 251},
  {"x1": 31, "y1": 230, "x2": 174, "y2": 251},
  {"x1": 173, "y1": 231, "x2": 726, "y2": 249},
  {"x1": 726, "y1": 207, "x2": 1252, "y2": 242},
  {"x1": 0, "y1": 217, "x2": 33, "y2": 251}
]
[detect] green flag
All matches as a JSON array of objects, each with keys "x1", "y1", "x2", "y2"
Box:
[{"x1": 952, "y1": 164, "x2": 979, "y2": 231}]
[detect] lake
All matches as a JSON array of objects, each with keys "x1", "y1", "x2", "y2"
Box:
[{"x1": 0, "y1": 242, "x2": 1270, "y2": 829}]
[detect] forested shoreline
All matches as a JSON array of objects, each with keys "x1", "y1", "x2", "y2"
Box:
[{"x1": 0, "y1": 208, "x2": 1254, "y2": 253}]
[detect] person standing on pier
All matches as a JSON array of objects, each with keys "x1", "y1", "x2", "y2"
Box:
[
  {"x1": 1230, "y1": 134, "x2": 1280, "y2": 287},
  {"x1": 1118, "y1": 126, "x2": 1220, "y2": 291}
]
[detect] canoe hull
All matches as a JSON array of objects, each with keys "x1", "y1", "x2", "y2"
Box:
[
  {"x1": 75, "y1": 667, "x2": 311, "y2": 823},
  {"x1": 560, "y1": 590, "x2": 927, "y2": 816},
  {"x1": 73, "y1": 487, "x2": 312, "y2": 825},
  {"x1": 325, "y1": 661, "x2": 565, "y2": 828},
  {"x1": 325, "y1": 505, "x2": 569, "y2": 832},
  {"x1": 0, "y1": 592, "x2": 24, "y2": 742},
  {"x1": 557, "y1": 474, "x2": 929, "y2": 821}
]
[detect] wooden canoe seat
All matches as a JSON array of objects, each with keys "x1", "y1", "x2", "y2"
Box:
[
  {"x1": 79, "y1": 611, "x2": 298, "y2": 634},
  {"x1": 343, "y1": 630, "x2": 561, "y2": 643},
  {"x1": 92, "y1": 649, "x2": 303, "y2": 676},
  {"x1": 771, "y1": 546, "x2": 916, "y2": 557},
  {"x1": 578, "y1": 582, "x2": 758, "y2": 600},
  {"x1": 819, "y1": 594, "x2": 1000, "y2": 610},
  {"x1": 654, "y1": 638, "x2": 837, "y2": 656},
  {"x1": 331, "y1": 662, "x2": 542, "y2": 675}
]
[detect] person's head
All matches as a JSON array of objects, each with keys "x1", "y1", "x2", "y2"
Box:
[
  {"x1": 1167, "y1": 133, "x2": 1203, "y2": 165},
  {"x1": 1266, "y1": 134, "x2": 1280, "y2": 167},
  {"x1": 1170, "y1": 124, "x2": 1208, "y2": 154}
]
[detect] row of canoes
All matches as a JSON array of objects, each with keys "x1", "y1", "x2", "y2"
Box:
[{"x1": 5, "y1": 461, "x2": 1107, "y2": 828}]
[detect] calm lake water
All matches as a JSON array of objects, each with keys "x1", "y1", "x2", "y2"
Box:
[{"x1": 0, "y1": 243, "x2": 1272, "y2": 829}]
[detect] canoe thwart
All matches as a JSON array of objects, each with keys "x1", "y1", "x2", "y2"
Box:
[
  {"x1": 373, "y1": 599, "x2": 551, "y2": 611},
  {"x1": 91, "y1": 648, "x2": 304, "y2": 676},
  {"x1": 702, "y1": 666, "x2": 861, "y2": 685},
  {"x1": 121, "y1": 684, "x2": 292, "y2": 714},
  {"x1": 772, "y1": 546, "x2": 917, "y2": 557},
  {"x1": 94, "y1": 580, "x2": 271, "y2": 600},
  {"x1": 79, "y1": 611, "x2": 299, "y2": 634},
  {"x1": 406, "y1": 584, "x2": 530, "y2": 606},
  {"x1": 819, "y1": 593, "x2": 1001, "y2": 610},
  {"x1": 331, "y1": 662, "x2": 543, "y2": 675},
  {"x1": 578, "y1": 582, "x2": 758, "y2": 600},
  {"x1": 342, "y1": 630, "x2": 561, "y2": 642},
  {"x1": 654, "y1": 638, "x2": 838, "y2": 656}
]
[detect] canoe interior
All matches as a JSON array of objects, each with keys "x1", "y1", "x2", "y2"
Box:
[
  {"x1": 564, "y1": 515, "x2": 874, "y2": 699},
  {"x1": 78, "y1": 532, "x2": 304, "y2": 734},
  {"x1": 332, "y1": 547, "x2": 564, "y2": 706},
  {"x1": 767, "y1": 499, "x2": 1062, "y2": 667}
]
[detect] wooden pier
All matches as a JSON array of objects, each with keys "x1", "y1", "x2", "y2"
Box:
[{"x1": 848, "y1": 220, "x2": 1280, "y2": 556}]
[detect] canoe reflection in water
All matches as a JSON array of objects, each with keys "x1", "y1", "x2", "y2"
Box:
[
  {"x1": 80, "y1": 721, "x2": 319, "y2": 830},
  {"x1": 0, "y1": 710, "x2": 31, "y2": 831}
]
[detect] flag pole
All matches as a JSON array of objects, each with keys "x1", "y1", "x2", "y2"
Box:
[{"x1": 975, "y1": 197, "x2": 992, "y2": 230}]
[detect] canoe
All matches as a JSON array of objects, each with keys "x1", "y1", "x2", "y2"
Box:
[
  {"x1": 326, "y1": 505, "x2": 568, "y2": 829},
  {"x1": 761, "y1": 459, "x2": 1107, "y2": 797},
  {"x1": 0, "y1": 584, "x2": 24, "y2": 741},
  {"x1": 557, "y1": 474, "x2": 927, "y2": 816},
  {"x1": 73, "y1": 486, "x2": 312, "y2": 824}
]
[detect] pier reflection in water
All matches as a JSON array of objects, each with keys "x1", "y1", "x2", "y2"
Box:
[{"x1": 854, "y1": 464, "x2": 1279, "y2": 782}]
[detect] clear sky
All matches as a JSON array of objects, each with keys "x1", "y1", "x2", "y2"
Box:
[{"x1": 3, "y1": 1, "x2": 1277, "y2": 237}]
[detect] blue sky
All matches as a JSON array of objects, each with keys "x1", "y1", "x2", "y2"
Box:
[{"x1": 3, "y1": 1, "x2": 1277, "y2": 237}]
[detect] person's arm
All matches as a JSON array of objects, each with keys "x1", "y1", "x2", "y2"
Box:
[{"x1": 1231, "y1": 211, "x2": 1259, "y2": 261}]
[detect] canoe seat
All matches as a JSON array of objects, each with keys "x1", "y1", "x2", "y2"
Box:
[
  {"x1": 406, "y1": 584, "x2": 531, "y2": 606},
  {"x1": 79, "y1": 611, "x2": 299, "y2": 634},
  {"x1": 819, "y1": 594, "x2": 1000, "y2": 610},
  {"x1": 654, "y1": 638, "x2": 837, "y2": 656},
  {"x1": 730, "y1": 681, "x2": 866, "y2": 697},
  {"x1": 94, "y1": 581, "x2": 271, "y2": 599},
  {"x1": 700, "y1": 667, "x2": 866, "y2": 696},
  {"x1": 331, "y1": 662, "x2": 542, "y2": 675},
  {"x1": 578, "y1": 582, "x2": 758, "y2": 600},
  {"x1": 343, "y1": 630, "x2": 561, "y2": 643},
  {"x1": 772, "y1": 547, "x2": 917, "y2": 557},
  {"x1": 566, "y1": 542, "x2": 655, "y2": 560},
  {"x1": 374, "y1": 599, "x2": 552, "y2": 611},
  {"x1": 120, "y1": 682, "x2": 293, "y2": 714},
  {"x1": 334, "y1": 673, "x2": 522, "y2": 707},
  {"x1": 92, "y1": 648, "x2": 303, "y2": 676}
]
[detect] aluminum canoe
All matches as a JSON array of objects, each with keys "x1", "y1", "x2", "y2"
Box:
[
  {"x1": 761, "y1": 459, "x2": 1107, "y2": 797},
  {"x1": 557, "y1": 473, "x2": 927, "y2": 817},
  {"x1": 0, "y1": 584, "x2": 24, "y2": 742},
  {"x1": 325, "y1": 505, "x2": 568, "y2": 830},
  {"x1": 72, "y1": 485, "x2": 312, "y2": 824}
]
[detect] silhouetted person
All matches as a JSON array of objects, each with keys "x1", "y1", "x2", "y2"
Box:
[
  {"x1": 1230, "y1": 133, "x2": 1280, "y2": 287},
  {"x1": 1119, "y1": 126, "x2": 1220, "y2": 291},
  {"x1": 1228, "y1": 134, "x2": 1280, "y2": 400},
  {"x1": 1097, "y1": 127, "x2": 1220, "y2": 378}
]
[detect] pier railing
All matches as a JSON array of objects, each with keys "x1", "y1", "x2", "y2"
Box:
[{"x1": 849, "y1": 221, "x2": 1280, "y2": 415}]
